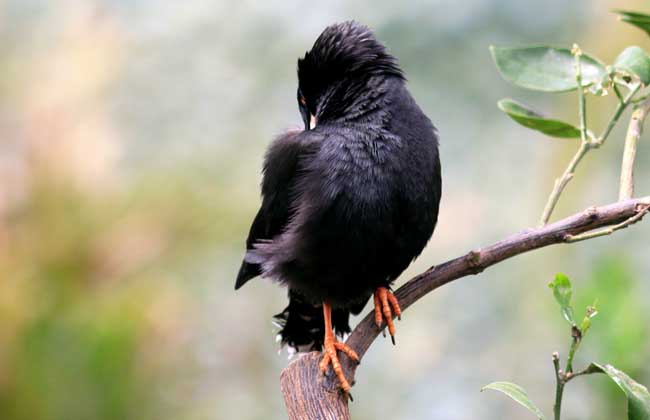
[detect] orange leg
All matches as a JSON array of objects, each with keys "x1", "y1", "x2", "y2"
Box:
[
  {"x1": 373, "y1": 287, "x2": 401, "y2": 344},
  {"x1": 319, "y1": 302, "x2": 359, "y2": 394}
]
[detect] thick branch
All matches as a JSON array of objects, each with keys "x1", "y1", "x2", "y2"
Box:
[
  {"x1": 281, "y1": 353, "x2": 350, "y2": 420},
  {"x1": 281, "y1": 197, "x2": 650, "y2": 419}
]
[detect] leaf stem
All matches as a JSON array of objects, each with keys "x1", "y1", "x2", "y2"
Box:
[
  {"x1": 565, "y1": 327, "x2": 582, "y2": 374},
  {"x1": 613, "y1": 84, "x2": 624, "y2": 103},
  {"x1": 553, "y1": 328, "x2": 584, "y2": 420},
  {"x1": 539, "y1": 48, "x2": 589, "y2": 226},
  {"x1": 539, "y1": 64, "x2": 642, "y2": 225},
  {"x1": 596, "y1": 83, "x2": 641, "y2": 147},
  {"x1": 630, "y1": 93, "x2": 650, "y2": 104},
  {"x1": 565, "y1": 364, "x2": 600, "y2": 381},
  {"x1": 576, "y1": 52, "x2": 588, "y2": 144},
  {"x1": 540, "y1": 142, "x2": 590, "y2": 226},
  {"x1": 552, "y1": 348, "x2": 603, "y2": 420}
]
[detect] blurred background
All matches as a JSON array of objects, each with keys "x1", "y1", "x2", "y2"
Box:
[{"x1": 0, "y1": 0, "x2": 648, "y2": 419}]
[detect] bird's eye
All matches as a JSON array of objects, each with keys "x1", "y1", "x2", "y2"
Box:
[{"x1": 299, "y1": 96, "x2": 307, "y2": 106}]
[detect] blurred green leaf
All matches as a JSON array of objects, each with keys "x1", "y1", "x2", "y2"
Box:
[
  {"x1": 613, "y1": 10, "x2": 650, "y2": 20},
  {"x1": 580, "y1": 303, "x2": 599, "y2": 334},
  {"x1": 589, "y1": 363, "x2": 650, "y2": 420},
  {"x1": 580, "y1": 316, "x2": 592, "y2": 333},
  {"x1": 548, "y1": 273, "x2": 575, "y2": 324},
  {"x1": 490, "y1": 45, "x2": 607, "y2": 92},
  {"x1": 613, "y1": 46, "x2": 650, "y2": 85},
  {"x1": 614, "y1": 10, "x2": 650, "y2": 37},
  {"x1": 497, "y1": 99, "x2": 581, "y2": 138},
  {"x1": 482, "y1": 382, "x2": 545, "y2": 419}
]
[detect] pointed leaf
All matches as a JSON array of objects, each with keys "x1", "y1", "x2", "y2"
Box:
[
  {"x1": 614, "y1": 47, "x2": 650, "y2": 85},
  {"x1": 490, "y1": 46, "x2": 607, "y2": 92},
  {"x1": 589, "y1": 363, "x2": 650, "y2": 420},
  {"x1": 614, "y1": 10, "x2": 650, "y2": 20},
  {"x1": 613, "y1": 10, "x2": 650, "y2": 36},
  {"x1": 548, "y1": 273, "x2": 575, "y2": 324},
  {"x1": 482, "y1": 382, "x2": 545, "y2": 419},
  {"x1": 497, "y1": 99, "x2": 581, "y2": 138}
]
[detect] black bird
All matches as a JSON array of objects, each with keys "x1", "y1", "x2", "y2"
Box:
[{"x1": 235, "y1": 21, "x2": 441, "y2": 393}]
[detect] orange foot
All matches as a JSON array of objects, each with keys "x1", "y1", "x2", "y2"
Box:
[
  {"x1": 319, "y1": 302, "x2": 359, "y2": 394},
  {"x1": 374, "y1": 287, "x2": 402, "y2": 344}
]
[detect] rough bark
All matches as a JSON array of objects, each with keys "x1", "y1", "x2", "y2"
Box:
[{"x1": 281, "y1": 353, "x2": 351, "y2": 420}]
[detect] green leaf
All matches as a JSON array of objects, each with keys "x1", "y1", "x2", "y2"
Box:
[
  {"x1": 614, "y1": 10, "x2": 650, "y2": 37},
  {"x1": 589, "y1": 363, "x2": 650, "y2": 420},
  {"x1": 490, "y1": 45, "x2": 607, "y2": 92},
  {"x1": 614, "y1": 46, "x2": 650, "y2": 85},
  {"x1": 580, "y1": 316, "x2": 592, "y2": 333},
  {"x1": 580, "y1": 303, "x2": 599, "y2": 333},
  {"x1": 614, "y1": 10, "x2": 650, "y2": 20},
  {"x1": 548, "y1": 273, "x2": 575, "y2": 324},
  {"x1": 482, "y1": 382, "x2": 545, "y2": 419},
  {"x1": 497, "y1": 99, "x2": 581, "y2": 138}
]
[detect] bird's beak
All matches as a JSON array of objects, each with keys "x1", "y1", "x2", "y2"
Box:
[{"x1": 309, "y1": 114, "x2": 317, "y2": 130}]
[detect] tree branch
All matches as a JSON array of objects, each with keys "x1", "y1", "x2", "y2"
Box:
[
  {"x1": 280, "y1": 196, "x2": 650, "y2": 419},
  {"x1": 619, "y1": 98, "x2": 650, "y2": 200}
]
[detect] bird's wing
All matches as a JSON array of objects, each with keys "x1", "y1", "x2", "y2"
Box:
[
  {"x1": 235, "y1": 129, "x2": 307, "y2": 289},
  {"x1": 249, "y1": 128, "x2": 404, "y2": 284}
]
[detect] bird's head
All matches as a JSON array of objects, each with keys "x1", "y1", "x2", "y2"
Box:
[{"x1": 297, "y1": 21, "x2": 404, "y2": 131}]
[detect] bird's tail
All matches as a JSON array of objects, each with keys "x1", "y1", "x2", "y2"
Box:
[{"x1": 274, "y1": 290, "x2": 351, "y2": 351}]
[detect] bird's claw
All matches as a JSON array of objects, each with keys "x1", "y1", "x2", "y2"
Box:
[
  {"x1": 374, "y1": 287, "x2": 401, "y2": 344},
  {"x1": 319, "y1": 336, "x2": 359, "y2": 394}
]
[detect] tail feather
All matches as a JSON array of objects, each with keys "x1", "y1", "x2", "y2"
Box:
[{"x1": 274, "y1": 290, "x2": 350, "y2": 351}]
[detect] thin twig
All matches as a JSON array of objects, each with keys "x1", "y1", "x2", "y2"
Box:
[
  {"x1": 540, "y1": 47, "x2": 589, "y2": 226},
  {"x1": 565, "y1": 364, "x2": 600, "y2": 381},
  {"x1": 540, "y1": 142, "x2": 590, "y2": 226},
  {"x1": 539, "y1": 77, "x2": 641, "y2": 226},
  {"x1": 619, "y1": 98, "x2": 650, "y2": 200},
  {"x1": 553, "y1": 352, "x2": 564, "y2": 420},
  {"x1": 565, "y1": 327, "x2": 582, "y2": 374},
  {"x1": 630, "y1": 91, "x2": 650, "y2": 104},
  {"x1": 597, "y1": 84, "x2": 641, "y2": 147},
  {"x1": 613, "y1": 84, "x2": 625, "y2": 104},
  {"x1": 576, "y1": 48, "x2": 588, "y2": 145},
  {"x1": 564, "y1": 203, "x2": 650, "y2": 243}
]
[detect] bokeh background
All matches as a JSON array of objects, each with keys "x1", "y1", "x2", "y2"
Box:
[{"x1": 0, "y1": 1, "x2": 648, "y2": 419}]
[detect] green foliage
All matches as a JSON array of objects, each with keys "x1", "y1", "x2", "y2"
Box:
[
  {"x1": 576, "y1": 258, "x2": 650, "y2": 417},
  {"x1": 613, "y1": 46, "x2": 650, "y2": 86},
  {"x1": 485, "y1": 274, "x2": 650, "y2": 420},
  {"x1": 490, "y1": 9, "x2": 650, "y2": 226},
  {"x1": 589, "y1": 364, "x2": 650, "y2": 420},
  {"x1": 548, "y1": 273, "x2": 575, "y2": 325},
  {"x1": 490, "y1": 39, "x2": 650, "y2": 146},
  {"x1": 614, "y1": 10, "x2": 650, "y2": 37},
  {"x1": 481, "y1": 382, "x2": 545, "y2": 419},
  {"x1": 490, "y1": 45, "x2": 606, "y2": 92},
  {"x1": 579, "y1": 304, "x2": 598, "y2": 335},
  {"x1": 497, "y1": 99, "x2": 581, "y2": 138}
]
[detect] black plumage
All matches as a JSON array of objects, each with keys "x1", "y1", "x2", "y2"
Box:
[{"x1": 236, "y1": 21, "x2": 441, "y2": 360}]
